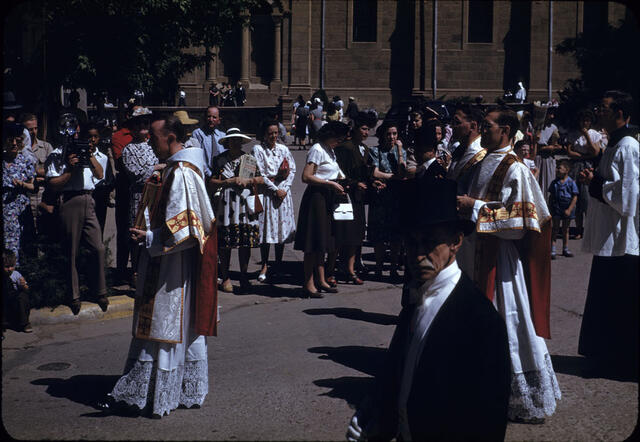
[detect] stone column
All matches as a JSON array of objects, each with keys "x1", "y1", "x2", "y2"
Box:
[
  {"x1": 273, "y1": 13, "x2": 282, "y2": 83},
  {"x1": 240, "y1": 12, "x2": 251, "y2": 85}
]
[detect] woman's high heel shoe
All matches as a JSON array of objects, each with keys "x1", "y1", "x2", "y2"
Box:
[
  {"x1": 317, "y1": 284, "x2": 339, "y2": 294},
  {"x1": 302, "y1": 288, "x2": 324, "y2": 299},
  {"x1": 346, "y1": 273, "x2": 364, "y2": 285}
]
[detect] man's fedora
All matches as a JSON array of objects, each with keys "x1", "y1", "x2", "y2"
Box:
[
  {"x1": 398, "y1": 177, "x2": 475, "y2": 235},
  {"x1": 3, "y1": 91, "x2": 22, "y2": 110}
]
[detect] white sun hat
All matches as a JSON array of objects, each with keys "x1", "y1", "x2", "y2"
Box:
[{"x1": 218, "y1": 127, "x2": 252, "y2": 143}]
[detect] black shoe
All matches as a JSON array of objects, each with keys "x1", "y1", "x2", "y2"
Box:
[
  {"x1": 302, "y1": 288, "x2": 324, "y2": 299},
  {"x1": 317, "y1": 284, "x2": 339, "y2": 294},
  {"x1": 70, "y1": 300, "x2": 82, "y2": 316},
  {"x1": 96, "y1": 296, "x2": 109, "y2": 312}
]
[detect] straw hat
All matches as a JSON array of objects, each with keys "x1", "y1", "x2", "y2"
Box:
[
  {"x1": 173, "y1": 110, "x2": 199, "y2": 125},
  {"x1": 218, "y1": 127, "x2": 252, "y2": 144}
]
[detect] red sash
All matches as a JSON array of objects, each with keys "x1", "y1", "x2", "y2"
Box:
[
  {"x1": 474, "y1": 154, "x2": 552, "y2": 338},
  {"x1": 195, "y1": 221, "x2": 219, "y2": 336}
]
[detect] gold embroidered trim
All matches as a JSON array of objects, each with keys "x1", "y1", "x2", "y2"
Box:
[{"x1": 460, "y1": 148, "x2": 487, "y2": 176}]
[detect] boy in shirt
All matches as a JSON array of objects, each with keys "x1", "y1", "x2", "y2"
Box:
[{"x1": 549, "y1": 160, "x2": 579, "y2": 258}]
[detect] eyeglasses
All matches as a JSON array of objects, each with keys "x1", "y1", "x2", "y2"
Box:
[{"x1": 480, "y1": 121, "x2": 508, "y2": 131}]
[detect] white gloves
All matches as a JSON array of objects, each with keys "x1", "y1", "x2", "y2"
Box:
[{"x1": 346, "y1": 412, "x2": 366, "y2": 442}]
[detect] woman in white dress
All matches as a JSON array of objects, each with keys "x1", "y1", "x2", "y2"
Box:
[{"x1": 253, "y1": 120, "x2": 297, "y2": 282}]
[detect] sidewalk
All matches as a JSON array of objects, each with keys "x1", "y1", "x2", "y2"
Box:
[{"x1": 29, "y1": 294, "x2": 135, "y2": 326}]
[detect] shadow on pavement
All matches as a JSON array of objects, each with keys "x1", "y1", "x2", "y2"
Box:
[
  {"x1": 227, "y1": 260, "x2": 304, "y2": 291},
  {"x1": 551, "y1": 355, "x2": 638, "y2": 383},
  {"x1": 313, "y1": 376, "x2": 375, "y2": 407},
  {"x1": 308, "y1": 345, "x2": 387, "y2": 377},
  {"x1": 31, "y1": 375, "x2": 139, "y2": 417},
  {"x1": 235, "y1": 283, "x2": 304, "y2": 298},
  {"x1": 303, "y1": 308, "x2": 397, "y2": 326}
]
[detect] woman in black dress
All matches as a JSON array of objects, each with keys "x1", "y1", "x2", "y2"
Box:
[
  {"x1": 294, "y1": 121, "x2": 350, "y2": 298},
  {"x1": 327, "y1": 112, "x2": 377, "y2": 284}
]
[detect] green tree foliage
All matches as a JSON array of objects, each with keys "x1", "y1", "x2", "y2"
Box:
[
  {"x1": 556, "y1": 14, "x2": 640, "y2": 120},
  {"x1": 41, "y1": 0, "x2": 281, "y2": 103}
]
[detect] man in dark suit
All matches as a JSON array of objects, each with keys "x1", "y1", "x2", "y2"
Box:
[
  {"x1": 404, "y1": 119, "x2": 447, "y2": 180},
  {"x1": 347, "y1": 178, "x2": 511, "y2": 442}
]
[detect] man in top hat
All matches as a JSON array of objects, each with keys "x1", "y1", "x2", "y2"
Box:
[{"x1": 347, "y1": 177, "x2": 510, "y2": 442}]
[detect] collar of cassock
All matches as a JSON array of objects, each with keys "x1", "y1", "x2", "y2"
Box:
[
  {"x1": 608, "y1": 125, "x2": 636, "y2": 148},
  {"x1": 407, "y1": 260, "x2": 460, "y2": 305}
]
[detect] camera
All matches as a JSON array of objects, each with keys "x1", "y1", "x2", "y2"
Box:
[
  {"x1": 67, "y1": 140, "x2": 93, "y2": 166},
  {"x1": 58, "y1": 113, "x2": 92, "y2": 167}
]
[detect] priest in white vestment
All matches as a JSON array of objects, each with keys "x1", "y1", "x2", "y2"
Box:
[
  {"x1": 447, "y1": 105, "x2": 487, "y2": 195},
  {"x1": 579, "y1": 91, "x2": 639, "y2": 377},
  {"x1": 457, "y1": 107, "x2": 561, "y2": 422},
  {"x1": 107, "y1": 116, "x2": 217, "y2": 417}
]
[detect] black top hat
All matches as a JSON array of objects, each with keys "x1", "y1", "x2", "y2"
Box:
[
  {"x1": 3, "y1": 91, "x2": 22, "y2": 110},
  {"x1": 397, "y1": 177, "x2": 475, "y2": 235}
]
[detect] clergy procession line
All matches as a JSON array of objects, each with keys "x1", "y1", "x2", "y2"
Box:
[{"x1": 3, "y1": 90, "x2": 638, "y2": 440}]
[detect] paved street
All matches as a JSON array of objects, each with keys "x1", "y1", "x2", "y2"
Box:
[{"x1": 2, "y1": 144, "x2": 637, "y2": 441}]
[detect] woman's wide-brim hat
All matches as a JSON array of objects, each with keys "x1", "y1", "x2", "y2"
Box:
[
  {"x1": 397, "y1": 177, "x2": 475, "y2": 236},
  {"x1": 219, "y1": 127, "x2": 252, "y2": 144},
  {"x1": 173, "y1": 110, "x2": 199, "y2": 125}
]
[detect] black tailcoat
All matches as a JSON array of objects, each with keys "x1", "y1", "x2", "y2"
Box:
[{"x1": 366, "y1": 272, "x2": 511, "y2": 442}]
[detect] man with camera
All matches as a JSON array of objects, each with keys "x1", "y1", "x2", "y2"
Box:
[{"x1": 45, "y1": 115, "x2": 108, "y2": 315}]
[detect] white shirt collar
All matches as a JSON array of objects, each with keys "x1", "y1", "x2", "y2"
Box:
[
  {"x1": 408, "y1": 259, "x2": 461, "y2": 304},
  {"x1": 423, "y1": 157, "x2": 437, "y2": 170}
]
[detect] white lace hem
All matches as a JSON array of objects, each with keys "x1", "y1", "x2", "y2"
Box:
[
  {"x1": 508, "y1": 353, "x2": 561, "y2": 421},
  {"x1": 110, "y1": 358, "x2": 208, "y2": 417}
]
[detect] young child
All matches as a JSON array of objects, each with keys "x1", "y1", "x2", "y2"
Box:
[
  {"x1": 514, "y1": 140, "x2": 539, "y2": 179},
  {"x1": 548, "y1": 160, "x2": 579, "y2": 259},
  {"x1": 2, "y1": 250, "x2": 32, "y2": 333}
]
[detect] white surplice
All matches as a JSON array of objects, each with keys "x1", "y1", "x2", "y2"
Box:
[
  {"x1": 447, "y1": 135, "x2": 486, "y2": 195},
  {"x1": 582, "y1": 134, "x2": 639, "y2": 257},
  {"x1": 459, "y1": 146, "x2": 561, "y2": 421},
  {"x1": 110, "y1": 147, "x2": 215, "y2": 417}
]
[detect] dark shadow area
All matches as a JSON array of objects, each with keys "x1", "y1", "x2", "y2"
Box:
[
  {"x1": 551, "y1": 355, "x2": 638, "y2": 383},
  {"x1": 502, "y1": 0, "x2": 531, "y2": 93},
  {"x1": 219, "y1": 24, "x2": 242, "y2": 83},
  {"x1": 227, "y1": 260, "x2": 304, "y2": 297},
  {"x1": 304, "y1": 307, "x2": 397, "y2": 326},
  {"x1": 308, "y1": 345, "x2": 388, "y2": 378},
  {"x1": 232, "y1": 282, "x2": 304, "y2": 299},
  {"x1": 31, "y1": 375, "x2": 140, "y2": 417},
  {"x1": 389, "y1": 0, "x2": 415, "y2": 105},
  {"x1": 250, "y1": 14, "x2": 274, "y2": 82},
  {"x1": 314, "y1": 376, "x2": 375, "y2": 407}
]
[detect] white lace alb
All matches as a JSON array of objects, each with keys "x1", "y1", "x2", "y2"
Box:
[
  {"x1": 508, "y1": 353, "x2": 562, "y2": 421},
  {"x1": 110, "y1": 358, "x2": 208, "y2": 417}
]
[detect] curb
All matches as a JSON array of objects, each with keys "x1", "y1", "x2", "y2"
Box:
[{"x1": 29, "y1": 295, "x2": 135, "y2": 326}]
